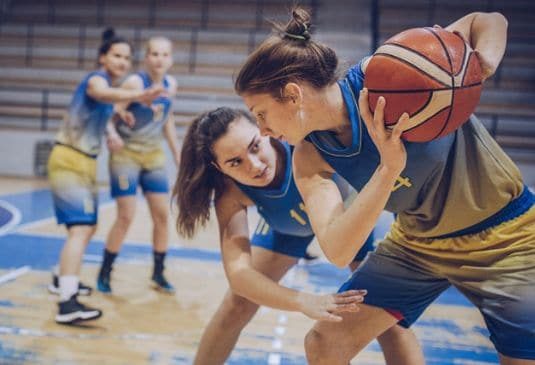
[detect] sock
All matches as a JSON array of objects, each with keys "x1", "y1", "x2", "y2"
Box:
[
  {"x1": 101, "y1": 249, "x2": 118, "y2": 272},
  {"x1": 59, "y1": 275, "x2": 79, "y2": 301},
  {"x1": 53, "y1": 266, "x2": 60, "y2": 276},
  {"x1": 153, "y1": 251, "x2": 166, "y2": 277}
]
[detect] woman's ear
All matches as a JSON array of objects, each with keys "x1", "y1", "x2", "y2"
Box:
[{"x1": 282, "y1": 82, "x2": 302, "y2": 104}]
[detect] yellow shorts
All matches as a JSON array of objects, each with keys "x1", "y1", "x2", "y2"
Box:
[
  {"x1": 108, "y1": 146, "x2": 168, "y2": 197},
  {"x1": 340, "y1": 205, "x2": 535, "y2": 359},
  {"x1": 47, "y1": 144, "x2": 98, "y2": 225}
]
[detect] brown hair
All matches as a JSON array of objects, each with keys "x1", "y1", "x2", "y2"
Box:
[
  {"x1": 173, "y1": 107, "x2": 256, "y2": 238},
  {"x1": 98, "y1": 27, "x2": 132, "y2": 59},
  {"x1": 235, "y1": 6, "x2": 339, "y2": 99}
]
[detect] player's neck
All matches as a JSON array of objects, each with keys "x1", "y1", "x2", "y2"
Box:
[
  {"x1": 310, "y1": 82, "x2": 349, "y2": 133},
  {"x1": 147, "y1": 69, "x2": 165, "y2": 85}
]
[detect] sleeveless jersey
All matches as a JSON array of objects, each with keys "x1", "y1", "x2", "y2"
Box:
[
  {"x1": 236, "y1": 141, "x2": 313, "y2": 237},
  {"x1": 55, "y1": 70, "x2": 114, "y2": 157},
  {"x1": 116, "y1": 71, "x2": 173, "y2": 152},
  {"x1": 306, "y1": 59, "x2": 529, "y2": 238}
]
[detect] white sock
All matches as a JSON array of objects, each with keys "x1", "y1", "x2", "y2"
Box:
[
  {"x1": 53, "y1": 266, "x2": 59, "y2": 276},
  {"x1": 59, "y1": 275, "x2": 78, "y2": 302}
]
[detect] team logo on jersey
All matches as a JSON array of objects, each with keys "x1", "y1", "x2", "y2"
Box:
[{"x1": 393, "y1": 175, "x2": 412, "y2": 191}]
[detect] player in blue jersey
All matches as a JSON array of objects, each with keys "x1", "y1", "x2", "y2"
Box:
[
  {"x1": 235, "y1": 8, "x2": 535, "y2": 364},
  {"x1": 47, "y1": 28, "x2": 163, "y2": 324},
  {"x1": 96, "y1": 36, "x2": 180, "y2": 294},
  {"x1": 174, "y1": 107, "x2": 423, "y2": 365}
]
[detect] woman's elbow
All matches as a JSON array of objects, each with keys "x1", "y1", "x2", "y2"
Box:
[
  {"x1": 321, "y1": 243, "x2": 352, "y2": 269},
  {"x1": 474, "y1": 11, "x2": 508, "y2": 28},
  {"x1": 492, "y1": 12, "x2": 508, "y2": 28}
]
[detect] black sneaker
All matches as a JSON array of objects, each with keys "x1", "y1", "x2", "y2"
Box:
[
  {"x1": 96, "y1": 267, "x2": 112, "y2": 294},
  {"x1": 151, "y1": 273, "x2": 175, "y2": 294},
  {"x1": 48, "y1": 274, "x2": 92, "y2": 296},
  {"x1": 55, "y1": 295, "x2": 102, "y2": 324}
]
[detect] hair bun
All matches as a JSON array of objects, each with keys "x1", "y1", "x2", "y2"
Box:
[
  {"x1": 102, "y1": 27, "x2": 116, "y2": 42},
  {"x1": 283, "y1": 7, "x2": 311, "y2": 41}
]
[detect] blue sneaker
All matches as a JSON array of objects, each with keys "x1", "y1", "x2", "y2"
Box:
[
  {"x1": 151, "y1": 273, "x2": 175, "y2": 294},
  {"x1": 96, "y1": 268, "x2": 112, "y2": 294}
]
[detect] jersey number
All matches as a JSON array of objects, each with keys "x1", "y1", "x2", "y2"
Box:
[{"x1": 290, "y1": 203, "x2": 307, "y2": 225}]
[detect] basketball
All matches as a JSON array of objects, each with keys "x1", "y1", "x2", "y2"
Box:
[{"x1": 364, "y1": 27, "x2": 482, "y2": 142}]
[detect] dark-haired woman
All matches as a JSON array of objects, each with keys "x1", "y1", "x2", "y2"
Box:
[
  {"x1": 235, "y1": 8, "x2": 535, "y2": 364},
  {"x1": 174, "y1": 107, "x2": 423, "y2": 365},
  {"x1": 47, "y1": 28, "x2": 163, "y2": 324}
]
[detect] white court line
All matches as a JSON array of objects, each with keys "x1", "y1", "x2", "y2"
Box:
[
  {"x1": 0, "y1": 200, "x2": 22, "y2": 236},
  {"x1": 0, "y1": 266, "x2": 31, "y2": 286},
  {"x1": 266, "y1": 266, "x2": 299, "y2": 365}
]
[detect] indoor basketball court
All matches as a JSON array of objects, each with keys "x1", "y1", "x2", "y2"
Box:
[
  {"x1": 0, "y1": 177, "x2": 503, "y2": 364},
  {"x1": 1, "y1": 0, "x2": 534, "y2": 364}
]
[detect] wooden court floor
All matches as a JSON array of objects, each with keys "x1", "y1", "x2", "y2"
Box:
[{"x1": 0, "y1": 176, "x2": 502, "y2": 364}]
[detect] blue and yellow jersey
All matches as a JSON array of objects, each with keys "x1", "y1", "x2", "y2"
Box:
[
  {"x1": 55, "y1": 70, "x2": 114, "y2": 157},
  {"x1": 115, "y1": 71, "x2": 173, "y2": 152},
  {"x1": 306, "y1": 59, "x2": 531, "y2": 238},
  {"x1": 236, "y1": 141, "x2": 312, "y2": 237}
]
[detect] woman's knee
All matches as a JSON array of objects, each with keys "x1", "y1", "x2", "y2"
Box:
[
  {"x1": 220, "y1": 294, "x2": 259, "y2": 325},
  {"x1": 151, "y1": 210, "x2": 168, "y2": 228},
  {"x1": 116, "y1": 210, "x2": 135, "y2": 228},
  {"x1": 304, "y1": 328, "x2": 333, "y2": 359}
]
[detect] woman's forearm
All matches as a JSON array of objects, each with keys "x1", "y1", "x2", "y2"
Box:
[{"x1": 319, "y1": 165, "x2": 399, "y2": 268}]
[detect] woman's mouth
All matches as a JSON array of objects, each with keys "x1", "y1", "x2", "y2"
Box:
[{"x1": 255, "y1": 167, "x2": 268, "y2": 179}]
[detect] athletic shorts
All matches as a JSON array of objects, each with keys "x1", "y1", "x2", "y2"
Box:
[
  {"x1": 109, "y1": 146, "x2": 168, "y2": 197},
  {"x1": 251, "y1": 217, "x2": 375, "y2": 260},
  {"x1": 339, "y1": 205, "x2": 535, "y2": 359},
  {"x1": 47, "y1": 144, "x2": 98, "y2": 226}
]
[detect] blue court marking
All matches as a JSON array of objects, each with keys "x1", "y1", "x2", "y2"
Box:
[
  {"x1": 1, "y1": 231, "x2": 473, "y2": 309},
  {"x1": 0, "y1": 232, "x2": 221, "y2": 271}
]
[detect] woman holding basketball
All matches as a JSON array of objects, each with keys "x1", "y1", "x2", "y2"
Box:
[
  {"x1": 48, "y1": 28, "x2": 162, "y2": 324},
  {"x1": 174, "y1": 107, "x2": 424, "y2": 365},
  {"x1": 235, "y1": 8, "x2": 535, "y2": 364},
  {"x1": 96, "y1": 36, "x2": 180, "y2": 294}
]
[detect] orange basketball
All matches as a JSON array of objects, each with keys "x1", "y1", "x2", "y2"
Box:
[{"x1": 364, "y1": 27, "x2": 482, "y2": 142}]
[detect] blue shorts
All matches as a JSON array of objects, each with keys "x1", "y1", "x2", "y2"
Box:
[
  {"x1": 251, "y1": 217, "x2": 375, "y2": 260},
  {"x1": 109, "y1": 147, "x2": 169, "y2": 197},
  {"x1": 338, "y1": 207, "x2": 535, "y2": 360}
]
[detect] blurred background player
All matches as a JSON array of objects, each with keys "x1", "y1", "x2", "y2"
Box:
[
  {"x1": 47, "y1": 28, "x2": 163, "y2": 324},
  {"x1": 96, "y1": 36, "x2": 180, "y2": 294}
]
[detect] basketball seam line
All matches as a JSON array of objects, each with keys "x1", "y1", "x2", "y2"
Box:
[
  {"x1": 385, "y1": 35, "x2": 453, "y2": 76},
  {"x1": 367, "y1": 82, "x2": 481, "y2": 94},
  {"x1": 426, "y1": 27, "x2": 456, "y2": 140},
  {"x1": 384, "y1": 87, "x2": 435, "y2": 126}
]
